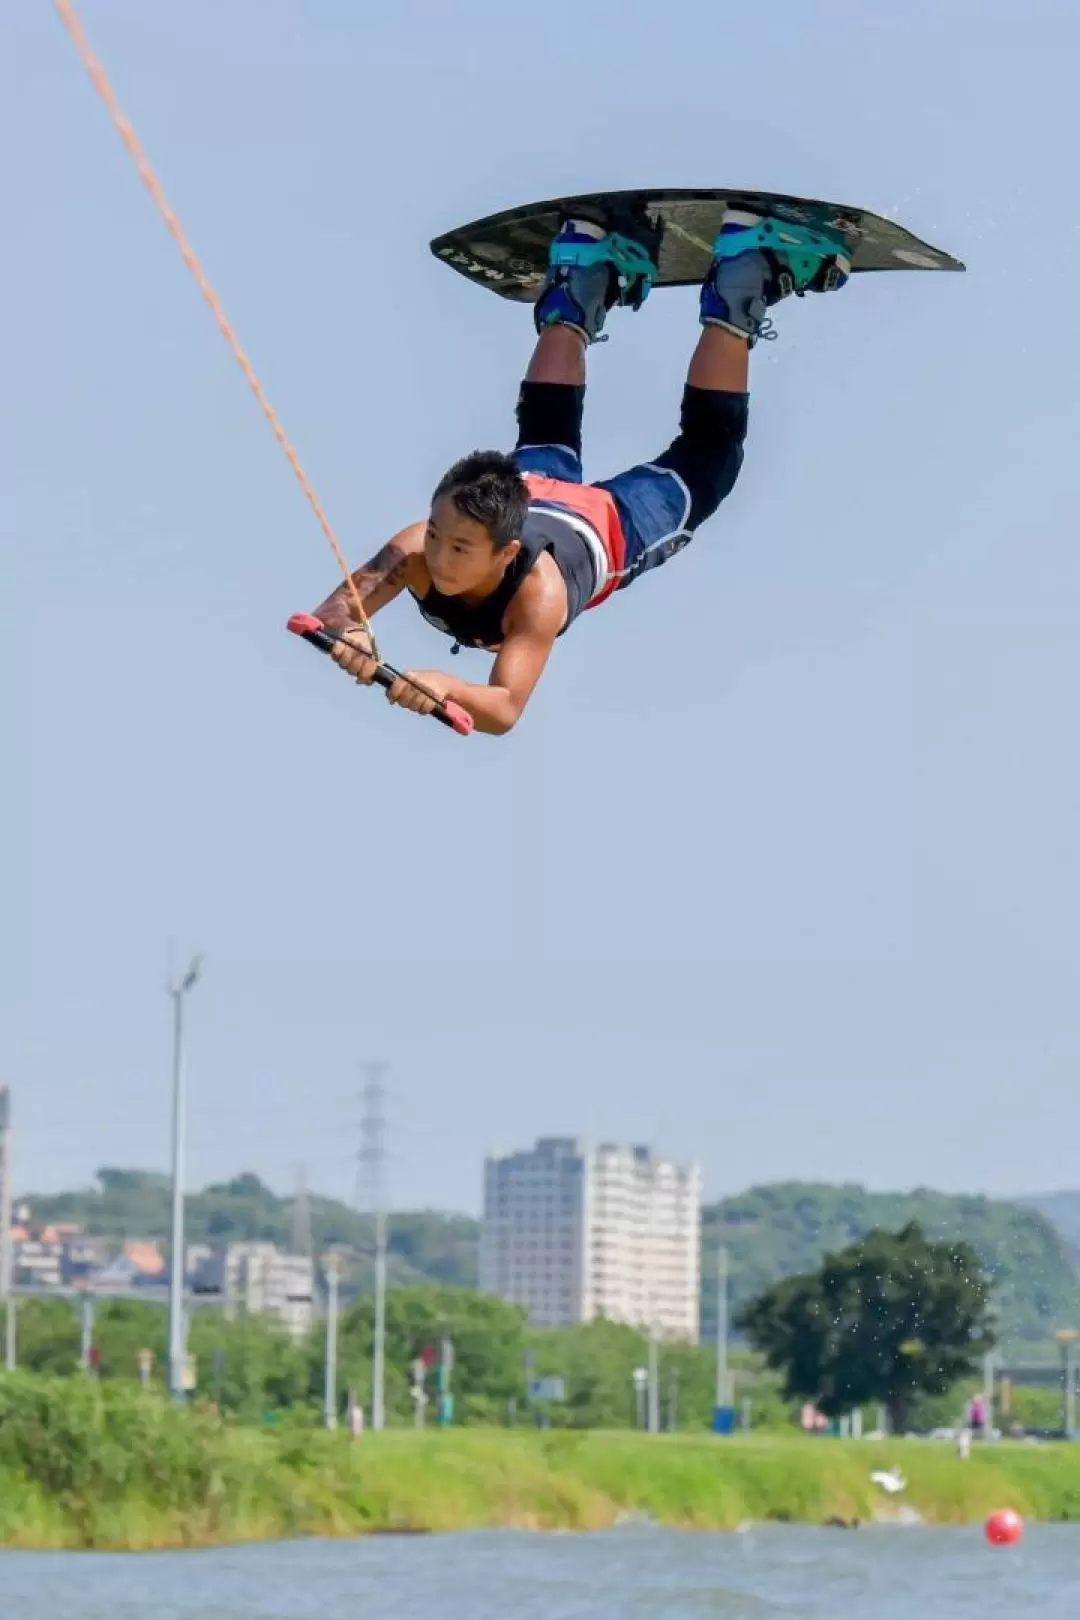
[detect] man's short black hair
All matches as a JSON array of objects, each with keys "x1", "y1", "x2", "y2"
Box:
[{"x1": 432, "y1": 451, "x2": 529, "y2": 549}]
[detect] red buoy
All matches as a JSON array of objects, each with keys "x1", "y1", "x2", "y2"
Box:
[{"x1": 985, "y1": 1508, "x2": 1024, "y2": 1545}]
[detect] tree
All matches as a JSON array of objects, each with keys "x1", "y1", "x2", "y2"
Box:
[
  {"x1": 337, "y1": 1285, "x2": 527, "y2": 1422},
  {"x1": 737, "y1": 1221, "x2": 996, "y2": 1431},
  {"x1": 702, "y1": 1180, "x2": 1080, "y2": 1350},
  {"x1": 11, "y1": 1298, "x2": 83, "y2": 1376}
]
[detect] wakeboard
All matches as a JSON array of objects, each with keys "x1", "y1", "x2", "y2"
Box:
[{"x1": 430, "y1": 187, "x2": 964, "y2": 303}]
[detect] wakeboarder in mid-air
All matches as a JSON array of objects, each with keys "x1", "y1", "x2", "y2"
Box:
[{"x1": 310, "y1": 206, "x2": 851, "y2": 735}]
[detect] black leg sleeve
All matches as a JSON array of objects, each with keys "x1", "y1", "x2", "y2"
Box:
[
  {"x1": 515, "y1": 382, "x2": 586, "y2": 458},
  {"x1": 652, "y1": 386, "x2": 749, "y2": 531}
]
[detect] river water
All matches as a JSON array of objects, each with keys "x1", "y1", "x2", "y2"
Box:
[{"x1": 1, "y1": 1525, "x2": 1075, "y2": 1618}]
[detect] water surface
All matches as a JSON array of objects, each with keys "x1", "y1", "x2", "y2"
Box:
[{"x1": 0, "y1": 1524, "x2": 1073, "y2": 1618}]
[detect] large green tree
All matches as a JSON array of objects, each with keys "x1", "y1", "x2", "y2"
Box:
[
  {"x1": 737, "y1": 1221, "x2": 995, "y2": 1431},
  {"x1": 703, "y1": 1181, "x2": 1080, "y2": 1351}
]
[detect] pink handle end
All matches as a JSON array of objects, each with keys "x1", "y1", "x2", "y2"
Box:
[
  {"x1": 443, "y1": 701, "x2": 474, "y2": 736},
  {"x1": 287, "y1": 612, "x2": 324, "y2": 635}
]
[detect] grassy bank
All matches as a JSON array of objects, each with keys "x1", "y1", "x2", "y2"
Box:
[{"x1": 2, "y1": 1376, "x2": 1080, "y2": 1549}]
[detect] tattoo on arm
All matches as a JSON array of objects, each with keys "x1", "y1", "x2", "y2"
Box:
[
  {"x1": 351, "y1": 542, "x2": 411, "y2": 598},
  {"x1": 315, "y1": 541, "x2": 413, "y2": 631}
]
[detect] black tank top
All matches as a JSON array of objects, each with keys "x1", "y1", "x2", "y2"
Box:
[{"x1": 410, "y1": 506, "x2": 598, "y2": 651}]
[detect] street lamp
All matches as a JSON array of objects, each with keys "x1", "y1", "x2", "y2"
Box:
[
  {"x1": 714, "y1": 1244, "x2": 735, "y2": 1433},
  {"x1": 632, "y1": 1365, "x2": 648, "y2": 1429},
  {"x1": 1054, "y1": 1329, "x2": 1080, "y2": 1439},
  {"x1": 167, "y1": 954, "x2": 202, "y2": 1404}
]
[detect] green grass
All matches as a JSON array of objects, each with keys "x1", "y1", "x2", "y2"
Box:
[{"x1": 2, "y1": 1375, "x2": 1080, "y2": 1549}]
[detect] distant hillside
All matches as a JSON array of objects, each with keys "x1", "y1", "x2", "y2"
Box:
[
  {"x1": 701, "y1": 1182, "x2": 1080, "y2": 1353},
  {"x1": 20, "y1": 1169, "x2": 478, "y2": 1292},
  {"x1": 1019, "y1": 1192, "x2": 1080, "y2": 1259},
  {"x1": 21, "y1": 1170, "x2": 1080, "y2": 1351}
]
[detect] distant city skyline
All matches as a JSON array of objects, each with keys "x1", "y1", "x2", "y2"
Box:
[
  {"x1": 12, "y1": 1146, "x2": 1078, "y2": 1357},
  {"x1": 10, "y1": 1105, "x2": 1077, "y2": 1220}
]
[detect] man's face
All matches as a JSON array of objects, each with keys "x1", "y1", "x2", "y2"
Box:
[{"x1": 424, "y1": 493, "x2": 517, "y2": 596}]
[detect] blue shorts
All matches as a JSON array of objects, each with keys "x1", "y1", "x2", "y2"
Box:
[{"x1": 512, "y1": 382, "x2": 748, "y2": 591}]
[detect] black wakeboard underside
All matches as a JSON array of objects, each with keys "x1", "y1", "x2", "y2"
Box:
[{"x1": 430, "y1": 186, "x2": 965, "y2": 303}]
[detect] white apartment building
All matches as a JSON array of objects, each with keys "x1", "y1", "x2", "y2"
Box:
[
  {"x1": 480, "y1": 1137, "x2": 701, "y2": 1340},
  {"x1": 190, "y1": 1243, "x2": 315, "y2": 1340}
]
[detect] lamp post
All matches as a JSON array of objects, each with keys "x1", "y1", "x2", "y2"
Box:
[
  {"x1": 167, "y1": 956, "x2": 201, "y2": 1404},
  {"x1": 647, "y1": 1321, "x2": 660, "y2": 1434},
  {"x1": 324, "y1": 1252, "x2": 340, "y2": 1429},
  {"x1": 1055, "y1": 1329, "x2": 1080, "y2": 1438},
  {"x1": 632, "y1": 1365, "x2": 647, "y2": 1429},
  {"x1": 713, "y1": 1244, "x2": 735, "y2": 1433}
]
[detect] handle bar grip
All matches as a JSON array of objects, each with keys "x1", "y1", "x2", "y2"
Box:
[{"x1": 286, "y1": 613, "x2": 474, "y2": 736}]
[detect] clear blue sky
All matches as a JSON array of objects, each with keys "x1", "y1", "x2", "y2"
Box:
[{"x1": 3, "y1": 0, "x2": 1077, "y2": 1215}]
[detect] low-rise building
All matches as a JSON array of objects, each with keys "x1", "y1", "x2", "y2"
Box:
[
  {"x1": 190, "y1": 1242, "x2": 315, "y2": 1339},
  {"x1": 14, "y1": 1237, "x2": 63, "y2": 1289}
]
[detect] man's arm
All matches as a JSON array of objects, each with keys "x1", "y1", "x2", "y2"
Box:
[
  {"x1": 385, "y1": 561, "x2": 566, "y2": 735},
  {"x1": 312, "y1": 522, "x2": 427, "y2": 632}
]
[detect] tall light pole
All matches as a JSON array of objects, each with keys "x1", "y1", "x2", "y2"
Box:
[
  {"x1": 373, "y1": 1199, "x2": 387, "y2": 1431},
  {"x1": 358, "y1": 1067, "x2": 388, "y2": 1431},
  {"x1": 632, "y1": 1365, "x2": 647, "y2": 1428},
  {"x1": 647, "y1": 1321, "x2": 660, "y2": 1434},
  {"x1": 167, "y1": 956, "x2": 201, "y2": 1404},
  {"x1": 80, "y1": 1292, "x2": 95, "y2": 1371},
  {"x1": 983, "y1": 1349, "x2": 996, "y2": 1443},
  {"x1": 1055, "y1": 1330, "x2": 1080, "y2": 1438},
  {"x1": 324, "y1": 1252, "x2": 340, "y2": 1429},
  {"x1": 714, "y1": 1244, "x2": 732, "y2": 1428}
]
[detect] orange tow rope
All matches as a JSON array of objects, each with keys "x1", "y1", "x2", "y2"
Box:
[{"x1": 54, "y1": 0, "x2": 375, "y2": 650}]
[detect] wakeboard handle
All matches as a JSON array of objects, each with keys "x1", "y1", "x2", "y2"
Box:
[{"x1": 287, "y1": 613, "x2": 474, "y2": 736}]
